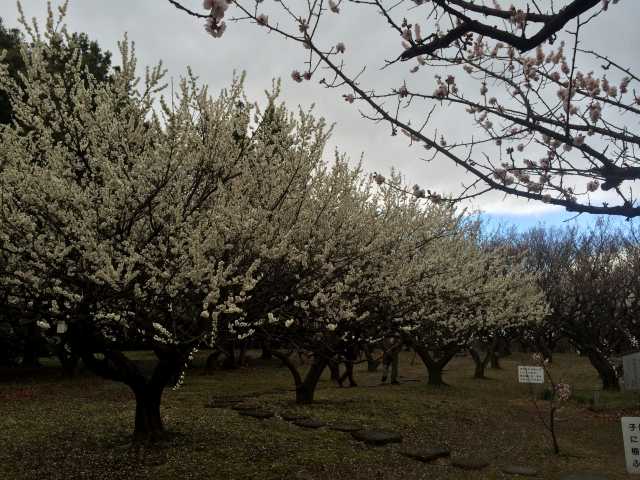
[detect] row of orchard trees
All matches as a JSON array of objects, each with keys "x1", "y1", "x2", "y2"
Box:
[
  {"x1": 0, "y1": 9, "x2": 547, "y2": 442},
  {"x1": 492, "y1": 221, "x2": 640, "y2": 392}
]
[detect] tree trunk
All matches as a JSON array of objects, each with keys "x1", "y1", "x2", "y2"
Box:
[
  {"x1": 531, "y1": 335, "x2": 554, "y2": 364},
  {"x1": 500, "y1": 338, "x2": 512, "y2": 357},
  {"x1": 204, "y1": 351, "x2": 219, "y2": 374},
  {"x1": 221, "y1": 341, "x2": 239, "y2": 369},
  {"x1": 296, "y1": 358, "x2": 327, "y2": 404},
  {"x1": 21, "y1": 323, "x2": 42, "y2": 367},
  {"x1": 489, "y1": 336, "x2": 511, "y2": 369},
  {"x1": 74, "y1": 339, "x2": 180, "y2": 444},
  {"x1": 328, "y1": 360, "x2": 340, "y2": 383},
  {"x1": 539, "y1": 342, "x2": 553, "y2": 364},
  {"x1": 413, "y1": 345, "x2": 457, "y2": 387},
  {"x1": 271, "y1": 350, "x2": 327, "y2": 404},
  {"x1": 469, "y1": 347, "x2": 489, "y2": 379},
  {"x1": 57, "y1": 347, "x2": 79, "y2": 377},
  {"x1": 427, "y1": 365, "x2": 446, "y2": 386},
  {"x1": 260, "y1": 339, "x2": 273, "y2": 360},
  {"x1": 490, "y1": 352, "x2": 501, "y2": 369},
  {"x1": 128, "y1": 356, "x2": 183, "y2": 443},
  {"x1": 364, "y1": 344, "x2": 380, "y2": 372},
  {"x1": 549, "y1": 406, "x2": 560, "y2": 454},
  {"x1": 338, "y1": 362, "x2": 357, "y2": 387},
  {"x1": 237, "y1": 342, "x2": 247, "y2": 367},
  {"x1": 586, "y1": 349, "x2": 619, "y2": 391},
  {"x1": 133, "y1": 386, "x2": 165, "y2": 442}
]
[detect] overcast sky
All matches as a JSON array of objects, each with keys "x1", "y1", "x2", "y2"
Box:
[{"x1": 2, "y1": 1, "x2": 638, "y2": 230}]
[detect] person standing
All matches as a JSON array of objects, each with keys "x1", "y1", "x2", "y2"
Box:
[
  {"x1": 338, "y1": 337, "x2": 359, "y2": 387},
  {"x1": 381, "y1": 333, "x2": 402, "y2": 384}
]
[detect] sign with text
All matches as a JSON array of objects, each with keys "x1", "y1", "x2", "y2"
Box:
[
  {"x1": 624, "y1": 353, "x2": 640, "y2": 391},
  {"x1": 621, "y1": 417, "x2": 640, "y2": 474},
  {"x1": 517, "y1": 366, "x2": 544, "y2": 384}
]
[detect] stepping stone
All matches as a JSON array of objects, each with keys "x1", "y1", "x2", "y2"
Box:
[
  {"x1": 205, "y1": 399, "x2": 238, "y2": 409},
  {"x1": 215, "y1": 396, "x2": 245, "y2": 403},
  {"x1": 281, "y1": 413, "x2": 309, "y2": 421},
  {"x1": 451, "y1": 456, "x2": 489, "y2": 470},
  {"x1": 205, "y1": 396, "x2": 244, "y2": 407},
  {"x1": 560, "y1": 474, "x2": 609, "y2": 480},
  {"x1": 293, "y1": 472, "x2": 314, "y2": 480},
  {"x1": 231, "y1": 403, "x2": 260, "y2": 411},
  {"x1": 400, "y1": 447, "x2": 450, "y2": 463},
  {"x1": 329, "y1": 423, "x2": 362, "y2": 433},
  {"x1": 238, "y1": 409, "x2": 275, "y2": 419},
  {"x1": 502, "y1": 465, "x2": 540, "y2": 476},
  {"x1": 351, "y1": 429, "x2": 402, "y2": 446},
  {"x1": 293, "y1": 419, "x2": 325, "y2": 429}
]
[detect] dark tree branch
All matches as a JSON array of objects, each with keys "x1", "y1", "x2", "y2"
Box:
[{"x1": 401, "y1": 0, "x2": 601, "y2": 60}]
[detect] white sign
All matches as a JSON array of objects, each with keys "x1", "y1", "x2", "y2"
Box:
[
  {"x1": 518, "y1": 366, "x2": 544, "y2": 384},
  {"x1": 56, "y1": 321, "x2": 68, "y2": 334},
  {"x1": 621, "y1": 417, "x2": 640, "y2": 474},
  {"x1": 624, "y1": 353, "x2": 640, "y2": 391}
]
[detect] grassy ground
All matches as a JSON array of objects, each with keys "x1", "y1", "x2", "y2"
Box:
[{"x1": 0, "y1": 351, "x2": 634, "y2": 479}]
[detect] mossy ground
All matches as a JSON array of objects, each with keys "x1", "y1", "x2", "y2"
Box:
[{"x1": 0, "y1": 352, "x2": 633, "y2": 479}]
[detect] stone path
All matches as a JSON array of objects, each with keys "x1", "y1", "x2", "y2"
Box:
[
  {"x1": 559, "y1": 474, "x2": 609, "y2": 480},
  {"x1": 238, "y1": 410, "x2": 275, "y2": 419},
  {"x1": 501, "y1": 465, "x2": 540, "y2": 476},
  {"x1": 293, "y1": 419, "x2": 326, "y2": 429},
  {"x1": 400, "y1": 447, "x2": 450, "y2": 463},
  {"x1": 328, "y1": 423, "x2": 362, "y2": 433},
  {"x1": 205, "y1": 395, "x2": 245, "y2": 408},
  {"x1": 351, "y1": 429, "x2": 403, "y2": 446},
  {"x1": 203, "y1": 398, "x2": 616, "y2": 479},
  {"x1": 205, "y1": 399, "x2": 238, "y2": 409},
  {"x1": 231, "y1": 403, "x2": 260, "y2": 411},
  {"x1": 450, "y1": 456, "x2": 489, "y2": 471},
  {"x1": 280, "y1": 412, "x2": 309, "y2": 422}
]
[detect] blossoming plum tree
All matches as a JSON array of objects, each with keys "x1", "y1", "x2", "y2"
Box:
[
  {"x1": 239, "y1": 162, "x2": 464, "y2": 403},
  {"x1": 0, "y1": 6, "x2": 331, "y2": 441},
  {"x1": 516, "y1": 222, "x2": 640, "y2": 391},
  {"x1": 397, "y1": 226, "x2": 548, "y2": 385},
  {"x1": 0, "y1": 10, "x2": 114, "y2": 370},
  {"x1": 242, "y1": 159, "x2": 398, "y2": 403}
]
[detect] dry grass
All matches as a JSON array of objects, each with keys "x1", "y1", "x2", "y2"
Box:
[{"x1": 0, "y1": 351, "x2": 633, "y2": 479}]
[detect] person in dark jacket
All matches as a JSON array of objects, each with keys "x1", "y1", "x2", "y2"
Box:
[
  {"x1": 337, "y1": 338, "x2": 359, "y2": 387},
  {"x1": 381, "y1": 333, "x2": 402, "y2": 384}
]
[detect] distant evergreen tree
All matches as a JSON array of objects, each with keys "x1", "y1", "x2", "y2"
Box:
[
  {"x1": 0, "y1": 17, "x2": 112, "y2": 126},
  {"x1": 0, "y1": 18, "x2": 25, "y2": 125}
]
